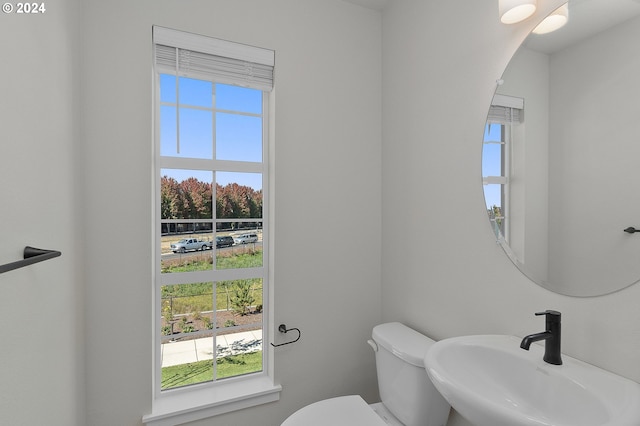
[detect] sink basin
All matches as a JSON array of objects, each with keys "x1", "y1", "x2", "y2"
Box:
[{"x1": 424, "y1": 335, "x2": 640, "y2": 426}]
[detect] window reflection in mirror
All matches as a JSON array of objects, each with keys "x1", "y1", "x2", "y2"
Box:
[
  {"x1": 483, "y1": 95, "x2": 523, "y2": 243},
  {"x1": 483, "y1": 123, "x2": 507, "y2": 240}
]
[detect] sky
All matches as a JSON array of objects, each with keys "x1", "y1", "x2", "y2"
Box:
[{"x1": 159, "y1": 75, "x2": 263, "y2": 190}]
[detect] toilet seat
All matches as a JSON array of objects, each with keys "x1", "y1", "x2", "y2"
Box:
[{"x1": 281, "y1": 395, "x2": 388, "y2": 426}]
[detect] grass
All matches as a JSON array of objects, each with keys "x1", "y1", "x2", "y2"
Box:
[
  {"x1": 161, "y1": 247, "x2": 263, "y2": 273},
  {"x1": 161, "y1": 351, "x2": 262, "y2": 390},
  {"x1": 217, "y1": 248, "x2": 263, "y2": 269},
  {"x1": 161, "y1": 280, "x2": 263, "y2": 313},
  {"x1": 160, "y1": 250, "x2": 264, "y2": 314},
  {"x1": 217, "y1": 351, "x2": 262, "y2": 378}
]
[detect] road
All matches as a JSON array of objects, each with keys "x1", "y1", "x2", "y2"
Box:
[{"x1": 161, "y1": 242, "x2": 263, "y2": 261}]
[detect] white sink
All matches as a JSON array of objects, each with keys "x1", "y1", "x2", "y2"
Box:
[{"x1": 424, "y1": 335, "x2": 640, "y2": 426}]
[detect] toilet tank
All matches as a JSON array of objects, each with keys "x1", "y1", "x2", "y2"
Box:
[{"x1": 372, "y1": 323, "x2": 450, "y2": 426}]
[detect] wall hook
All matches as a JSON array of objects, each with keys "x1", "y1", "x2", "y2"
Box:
[
  {"x1": 624, "y1": 227, "x2": 640, "y2": 234},
  {"x1": 270, "y1": 323, "x2": 301, "y2": 347}
]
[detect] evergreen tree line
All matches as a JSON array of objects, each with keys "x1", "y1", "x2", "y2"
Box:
[{"x1": 161, "y1": 176, "x2": 262, "y2": 220}]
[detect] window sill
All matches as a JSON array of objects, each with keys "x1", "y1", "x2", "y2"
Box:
[{"x1": 142, "y1": 375, "x2": 281, "y2": 426}]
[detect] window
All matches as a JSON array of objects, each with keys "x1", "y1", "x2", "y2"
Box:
[
  {"x1": 145, "y1": 27, "x2": 279, "y2": 426},
  {"x1": 483, "y1": 122, "x2": 509, "y2": 239},
  {"x1": 483, "y1": 94, "x2": 523, "y2": 242}
]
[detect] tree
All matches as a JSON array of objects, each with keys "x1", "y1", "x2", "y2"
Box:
[
  {"x1": 161, "y1": 176, "x2": 262, "y2": 229},
  {"x1": 230, "y1": 279, "x2": 256, "y2": 316}
]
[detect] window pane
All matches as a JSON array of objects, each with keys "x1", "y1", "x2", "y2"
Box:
[
  {"x1": 483, "y1": 184, "x2": 502, "y2": 210},
  {"x1": 161, "y1": 283, "x2": 215, "y2": 390},
  {"x1": 215, "y1": 172, "x2": 263, "y2": 269},
  {"x1": 216, "y1": 278, "x2": 263, "y2": 379},
  {"x1": 159, "y1": 106, "x2": 177, "y2": 157},
  {"x1": 179, "y1": 108, "x2": 213, "y2": 159},
  {"x1": 161, "y1": 228, "x2": 214, "y2": 273},
  {"x1": 160, "y1": 279, "x2": 263, "y2": 388},
  {"x1": 216, "y1": 222, "x2": 262, "y2": 270},
  {"x1": 483, "y1": 123, "x2": 507, "y2": 239},
  {"x1": 160, "y1": 107, "x2": 214, "y2": 159},
  {"x1": 216, "y1": 279, "x2": 262, "y2": 321},
  {"x1": 179, "y1": 77, "x2": 213, "y2": 108},
  {"x1": 216, "y1": 83, "x2": 262, "y2": 114},
  {"x1": 484, "y1": 185, "x2": 505, "y2": 238},
  {"x1": 484, "y1": 123, "x2": 502, "y2": 142},
  {"x1": 482, "y1": 143, "x2": 503, "y2": 177},
  {"x1": 160, "y1": 170, "x2": 213, "y2": 220},
  {"x1": 160, "y1": 170, "x2": 214, "y2": 274},
  {"x1": 216, "y1": 112, "x2": 262, "y2": 162},
  {"x1": 160, "y1": 74, "x2": 176, "y2": 103},
  {"x1": 216, "y1": 172, "x2": 262, "y2": 219}
]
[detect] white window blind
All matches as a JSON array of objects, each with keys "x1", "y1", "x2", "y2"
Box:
[
  {"x1": 153, "y1": 26, "x2": 274, "y2": 91},
  {"x1": 488, "y1": 94, "x2": 524, "y2": 124}
]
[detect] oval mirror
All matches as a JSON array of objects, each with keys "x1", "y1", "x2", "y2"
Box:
[{"x1": 483, "y1": 0, "x2": 640, "y2": 296}]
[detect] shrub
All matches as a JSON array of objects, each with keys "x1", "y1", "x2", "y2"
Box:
[
  {"x1": 192, "y1": 310, "x2": 202, "y2": 321},
  {"x1": 202, "y1": 316, "x2": 213, "y2": 329},
  {"x1": 231, "y1": 280, "x2": 255, "y2": 316},
  {"x1": 181, "y1": 324, "x2": 195, "y2": 333},
  {"x1": 162, "y1": 299, "x2": 173, "y2": 322}
]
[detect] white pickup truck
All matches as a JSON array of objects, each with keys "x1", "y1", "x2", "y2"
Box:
[{"x1": 170, "y1": 238, "x2": 213, "y2": 253}]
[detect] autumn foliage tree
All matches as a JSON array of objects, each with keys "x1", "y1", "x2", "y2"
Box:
[{"x1": 161, "y1": 176, "x2": 262, "y2": 221}]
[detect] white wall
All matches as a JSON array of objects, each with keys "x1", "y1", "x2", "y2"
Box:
[
  {"x1": 382, "y1": 1, "x2": 640, "y2": 425},
  {"x1": 0, "y1": 0, "x2": 84, "y2": 424},
  {"x1": 547, "y1": 16, "x2": 640, "y2": 295},
  {"x1": 79, "y1": 0, "x2": 382, "y2": 425}
]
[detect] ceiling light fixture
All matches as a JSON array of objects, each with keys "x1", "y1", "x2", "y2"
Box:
[
  {"x1": 499, "y1": 0, "x2": 537, "y2": 24},
  {"x1": 532, "y1": 3, "x2": 569, "y2": 34}
]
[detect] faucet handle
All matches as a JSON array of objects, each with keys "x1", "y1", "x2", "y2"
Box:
[
  {"x1": 535, "y1": 310, "x2": 561, "y2": 331},
  {"x1": 535, "y1": 310, "x2": 561, "y2": 317}
]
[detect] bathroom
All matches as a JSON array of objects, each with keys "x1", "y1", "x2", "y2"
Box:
[{"x1": 1, "y1": 0, "x2": 639, "y2": 425}]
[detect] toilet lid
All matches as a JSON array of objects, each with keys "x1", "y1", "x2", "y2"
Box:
[{"x1": 281, "y1": 395, "x2": 388, "y2": 426}]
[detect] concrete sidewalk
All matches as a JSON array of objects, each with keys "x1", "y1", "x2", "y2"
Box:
[{"x1": 161, "y1": 329, "x2": 263, "y2": 367}]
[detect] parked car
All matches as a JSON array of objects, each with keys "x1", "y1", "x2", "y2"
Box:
[
  {"x1": 215, "y1": 235, "x2": 234, "y2": 248},
  {"x1": 170, "y1": 238, "x2": 213, "y2": 253},
  {"x1": 233, "y1": 233, "x2": 258, "y2": 244}
]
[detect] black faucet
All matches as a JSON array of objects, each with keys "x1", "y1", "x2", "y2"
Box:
[{"x1": 520, "y1": 310, "x2": 562, "y2": 365}]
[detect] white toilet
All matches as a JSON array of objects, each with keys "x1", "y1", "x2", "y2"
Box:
[{"x1": 281, "y1": 322, "x2": 451, "y2": 426}]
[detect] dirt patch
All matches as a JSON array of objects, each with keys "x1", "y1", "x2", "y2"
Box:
[{"x1": 162, "y1": 309, "x2": 262, "y2": 342}]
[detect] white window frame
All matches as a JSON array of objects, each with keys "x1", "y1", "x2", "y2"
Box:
[
  {"x1": 483, "y1": 94, "x2": 523, "y2": 244},
  {"x1": 483, "y1": 122, "x2": 511, "y2": 241},
  {"x1": 144, "y1": 27, "x2": 280, "y2": 426}
]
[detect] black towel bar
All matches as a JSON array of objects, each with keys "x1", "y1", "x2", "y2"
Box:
[{"x1": 0, "y1": 246, "x2": 62, "y2": 274}]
